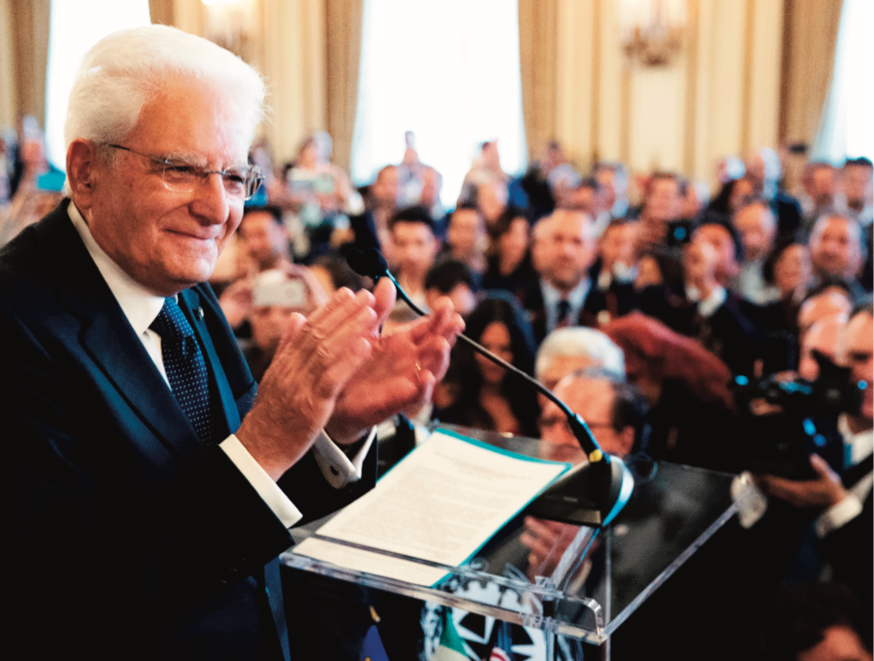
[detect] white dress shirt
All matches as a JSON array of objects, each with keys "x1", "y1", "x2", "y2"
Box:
[
  {"x1": 68, "y1": 202, "x2": 374, "y2": 528},
  {"x1": 815, "y1": 416, "x2": 874, "y2": 538}
]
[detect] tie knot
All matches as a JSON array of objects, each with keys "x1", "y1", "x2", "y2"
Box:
[{"x1": 150, "y1": 297, "x2": 194, "y2": 343}]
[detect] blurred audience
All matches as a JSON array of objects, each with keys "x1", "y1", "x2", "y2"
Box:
[
  {"x1": 534, "y1": 326, "x2": 625, "y2": 391},
  {"x1": 424, "y1": 260, "x2": 477, "y2": 317},
  {"x1": 808, "y1": 214, "x2": 867, "y2": 297},
  {"x1": 437, "y1": 295, "x2": 540, "y2": 437},
  {"x1": 482, "y1": 207, "x2": 535, "y2": 296}
]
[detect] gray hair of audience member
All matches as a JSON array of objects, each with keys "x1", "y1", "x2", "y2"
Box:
[
  {"x1": 535, "y1": 327, "x2": 626, "y2": 382},
  {"x1": 563, "y1": 366, "x2": 651, "y2": 454},
  {"x1": 65, "y1": 25, "x2": 266, "y2": 153},
  {"x1": 810, "y1": 212, "x2": 868, "y2": 260}
]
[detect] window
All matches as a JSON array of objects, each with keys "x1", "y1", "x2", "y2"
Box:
[
  {"x1": 351, "y1": 0, "x2": 528, "y2": 208},
  {"x1": 814, "y1": 0, "x2": 873, "y2": 162},
  {"x1": 45, "y1": 0, "x2": 150, "y2": 170}
]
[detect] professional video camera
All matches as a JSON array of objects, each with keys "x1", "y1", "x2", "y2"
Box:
[{"x1": 730, "y1": 351, "x2": 865, "y2": 479}]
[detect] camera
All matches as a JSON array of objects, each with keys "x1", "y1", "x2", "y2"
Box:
[{"x1": 730, "y1": 352, "x2": 864, "y2": 478}]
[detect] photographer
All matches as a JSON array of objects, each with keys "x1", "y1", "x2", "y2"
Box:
[{"x1": 756, "y1": 301, "x2": 873, "y2": 612}]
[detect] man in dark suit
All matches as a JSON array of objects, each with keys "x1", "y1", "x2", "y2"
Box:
[
  {"x1": 1, "y1": 25, "x2": 459, "y2": 660},
  {"x1": 518, "y1": 209, "x2": 626, "y2": 345}
]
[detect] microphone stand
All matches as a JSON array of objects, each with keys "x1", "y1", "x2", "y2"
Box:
[{"x1": 358, "y1": 250, "x2": 634, "y2": 528}]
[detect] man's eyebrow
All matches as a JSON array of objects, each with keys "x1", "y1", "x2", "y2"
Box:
[{"x1": 848, "y1": 351, "x2": 872, "y2": 361}]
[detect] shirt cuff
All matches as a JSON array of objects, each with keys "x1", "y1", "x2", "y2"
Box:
[
  {"x1": 312, "y1": 427, "x2": 377, "y2": 489},
  {"x1": 697, "y1": 286, "x2": 727, "y2": 318},
  {"x1": 220, "y1": 434, "x2": 303, "y2": 529},
  {"x1": 815, "y1": 494, "x2": 864, "y2": 538}
]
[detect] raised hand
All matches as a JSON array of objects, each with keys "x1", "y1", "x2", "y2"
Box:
[
  {"x1": 237, "y1": 287, "x2": 380, "y2": 479},
  {"x1": 326, "y1": 278, "x2": 464, "y2": 444}
]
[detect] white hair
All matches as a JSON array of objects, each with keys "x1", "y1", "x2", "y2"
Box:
[
  {"x1": 65, "y1": 25, "x2": 266, "y2": 152},
  {"x1": 535, "y1": 327, "x2": 625, "y2": 381}
]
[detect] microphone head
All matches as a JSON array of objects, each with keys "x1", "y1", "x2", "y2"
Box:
[{"x1": 347, "y1": 248, "x2": 389, "y2": 279}]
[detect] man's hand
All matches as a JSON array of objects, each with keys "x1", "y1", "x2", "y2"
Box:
[
  {"x1": 326, "y1": 278, "x2": 464, "y2": 444},
  {"x1": 237, "y1": 287, "x2": 381, "y2": 480},
  {"x1": 756, "y1": 454, "x2": 849, "y2": 510}
]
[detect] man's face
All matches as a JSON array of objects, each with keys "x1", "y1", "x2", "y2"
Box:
[
  {"x1": 391, "y1": 221, "x2": 437, "y2": 278},
  {"x1": 733, "y1": 204, "x2": 776, "y2": 262},
  {"x1": 811, "y1": 167, "x2": 836, "y2": 205},
  {"x1": 645, "y1": 178, "x2": 681, "y2": 223},
  {"x1": 81, "y1": 79, "x2": 248, "y2": 295},
  {"x1": 599, "y1": 223, "x2": 637, "y2": 273},
  {"x1": 692, "y1": 224, "x2": 738, "y2": 284},
  {"x1": 240, "y1": 211, "x2": 288, "y2": 271},
  {"x1": 810, "y1": 216, "x2": 861, "y2": 279},
  {"x1": 447, "y1": 209, "x2": 483, "y2": 257},
  {"x1": 842, "y1": 164, "x2": 873, "y2": 208},
  {"x1": 840, "y1": 312, "x2": 874, "y2": 423},
  {"x1": 540, "y1": 377, "x2": 632, "y2": 456},
  {"x1": 773, "y1": 244, "x2": 809, "y2": 296},
  {"x1": 542, "y1": 212, "x2": 595, "y2": 291}
]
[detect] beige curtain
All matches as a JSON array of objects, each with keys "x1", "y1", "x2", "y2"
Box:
[
  {"x1": 325, "y1": 0, "x2": 362, "y2": 174},
  {"x1": 0, "y1": 0, "x2": 16, "y2": 129},
  {"x1": 148, "y1": 0, "x2": 174, "y2": 26},
  {"x1": 5, "y1": 0, "x2": 50, "y2": 131},
  {"x1": 518, "y1": 0, "x2": 558, "y2": 159},
  {"x1": 780, "y1": 0, "x2": 843, "y2": 147}
]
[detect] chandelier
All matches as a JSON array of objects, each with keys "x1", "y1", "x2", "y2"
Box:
[{"x1": 619, "y1": 0, "x2": 686, "y2": 67}]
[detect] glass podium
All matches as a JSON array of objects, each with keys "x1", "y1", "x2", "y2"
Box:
[{"x1": 281, "y1": 425, "x2": 739, "y2": 655}]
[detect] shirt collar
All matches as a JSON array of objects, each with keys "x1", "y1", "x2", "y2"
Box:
[
  {"x1": 67, "y1": 201, "x2": 166, "y2": 336},
  {"x1": 838, "y1": 415, "x2": 874, "y2": 467},
  {"x1": 542, "y1": 277, "x2": 590, "y2": 310}
]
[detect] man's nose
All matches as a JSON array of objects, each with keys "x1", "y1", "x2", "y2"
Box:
[{"x1": 191, "y1": 173, "x2": 232, "y2": 224}]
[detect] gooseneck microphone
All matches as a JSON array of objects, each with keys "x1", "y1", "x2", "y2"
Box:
[{"x1": 347, "y1": 248, "x2": 634, "y2": 527}]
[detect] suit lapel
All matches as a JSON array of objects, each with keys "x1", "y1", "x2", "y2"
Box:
[{"x1": 37, "y1": 203, "x2": 206, "y2": 463}]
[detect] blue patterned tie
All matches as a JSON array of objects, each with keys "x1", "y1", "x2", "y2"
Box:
[{"x1": 150, "y1": 297, "x2": 219, "y2": 446}]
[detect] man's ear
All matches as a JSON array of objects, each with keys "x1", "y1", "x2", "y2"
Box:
[{"x1": 66, "y1": 139, "x2": 99, "y2": 210}]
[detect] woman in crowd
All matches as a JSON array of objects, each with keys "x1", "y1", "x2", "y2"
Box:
[
  {"x1": 437, "y1": 293, "x2": 540, "y2": 437},
  {"x1": 482, "y1": 207, "x2": 536, "y2": 296},
  {"x1": 634, "y1": 249, "x2": 689, "y2": 334}
]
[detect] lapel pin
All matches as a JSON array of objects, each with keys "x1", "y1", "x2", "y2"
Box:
[{"x1": 194, "y1": 307, "x2": 204, "y2": 321}]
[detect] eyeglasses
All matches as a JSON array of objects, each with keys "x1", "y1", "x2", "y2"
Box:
[{"x1": 105, "y1": 143, "x2": 264, "y2": 200}]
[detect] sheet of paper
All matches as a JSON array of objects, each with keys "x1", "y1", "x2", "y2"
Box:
[{"x1": 293, "y1": 429, "x2": 570, "y2": 586}]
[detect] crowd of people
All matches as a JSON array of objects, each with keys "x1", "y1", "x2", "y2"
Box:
[{"x1": 3, "y1": 97, "x2": 872, "y2": 657}]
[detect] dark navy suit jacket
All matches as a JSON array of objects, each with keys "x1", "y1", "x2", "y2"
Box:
[{"x1": 1, "y1": 201, "x2": 374, "y2": 659}]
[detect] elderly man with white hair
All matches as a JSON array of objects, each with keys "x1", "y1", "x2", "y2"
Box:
[
  {"x1": 0, "y1": 25, "x2": 460, "y2": 659},
  {"x1": 535, "y1": 326, "x2": 625, "y2": 391}
]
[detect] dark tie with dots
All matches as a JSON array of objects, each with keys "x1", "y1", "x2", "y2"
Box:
[
  {"x1": 150, "y1": 297, "x2": 219, "y2": 446},
  {"x1": 556, "y1": 299, "x2": 571, "y2": 328}
]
